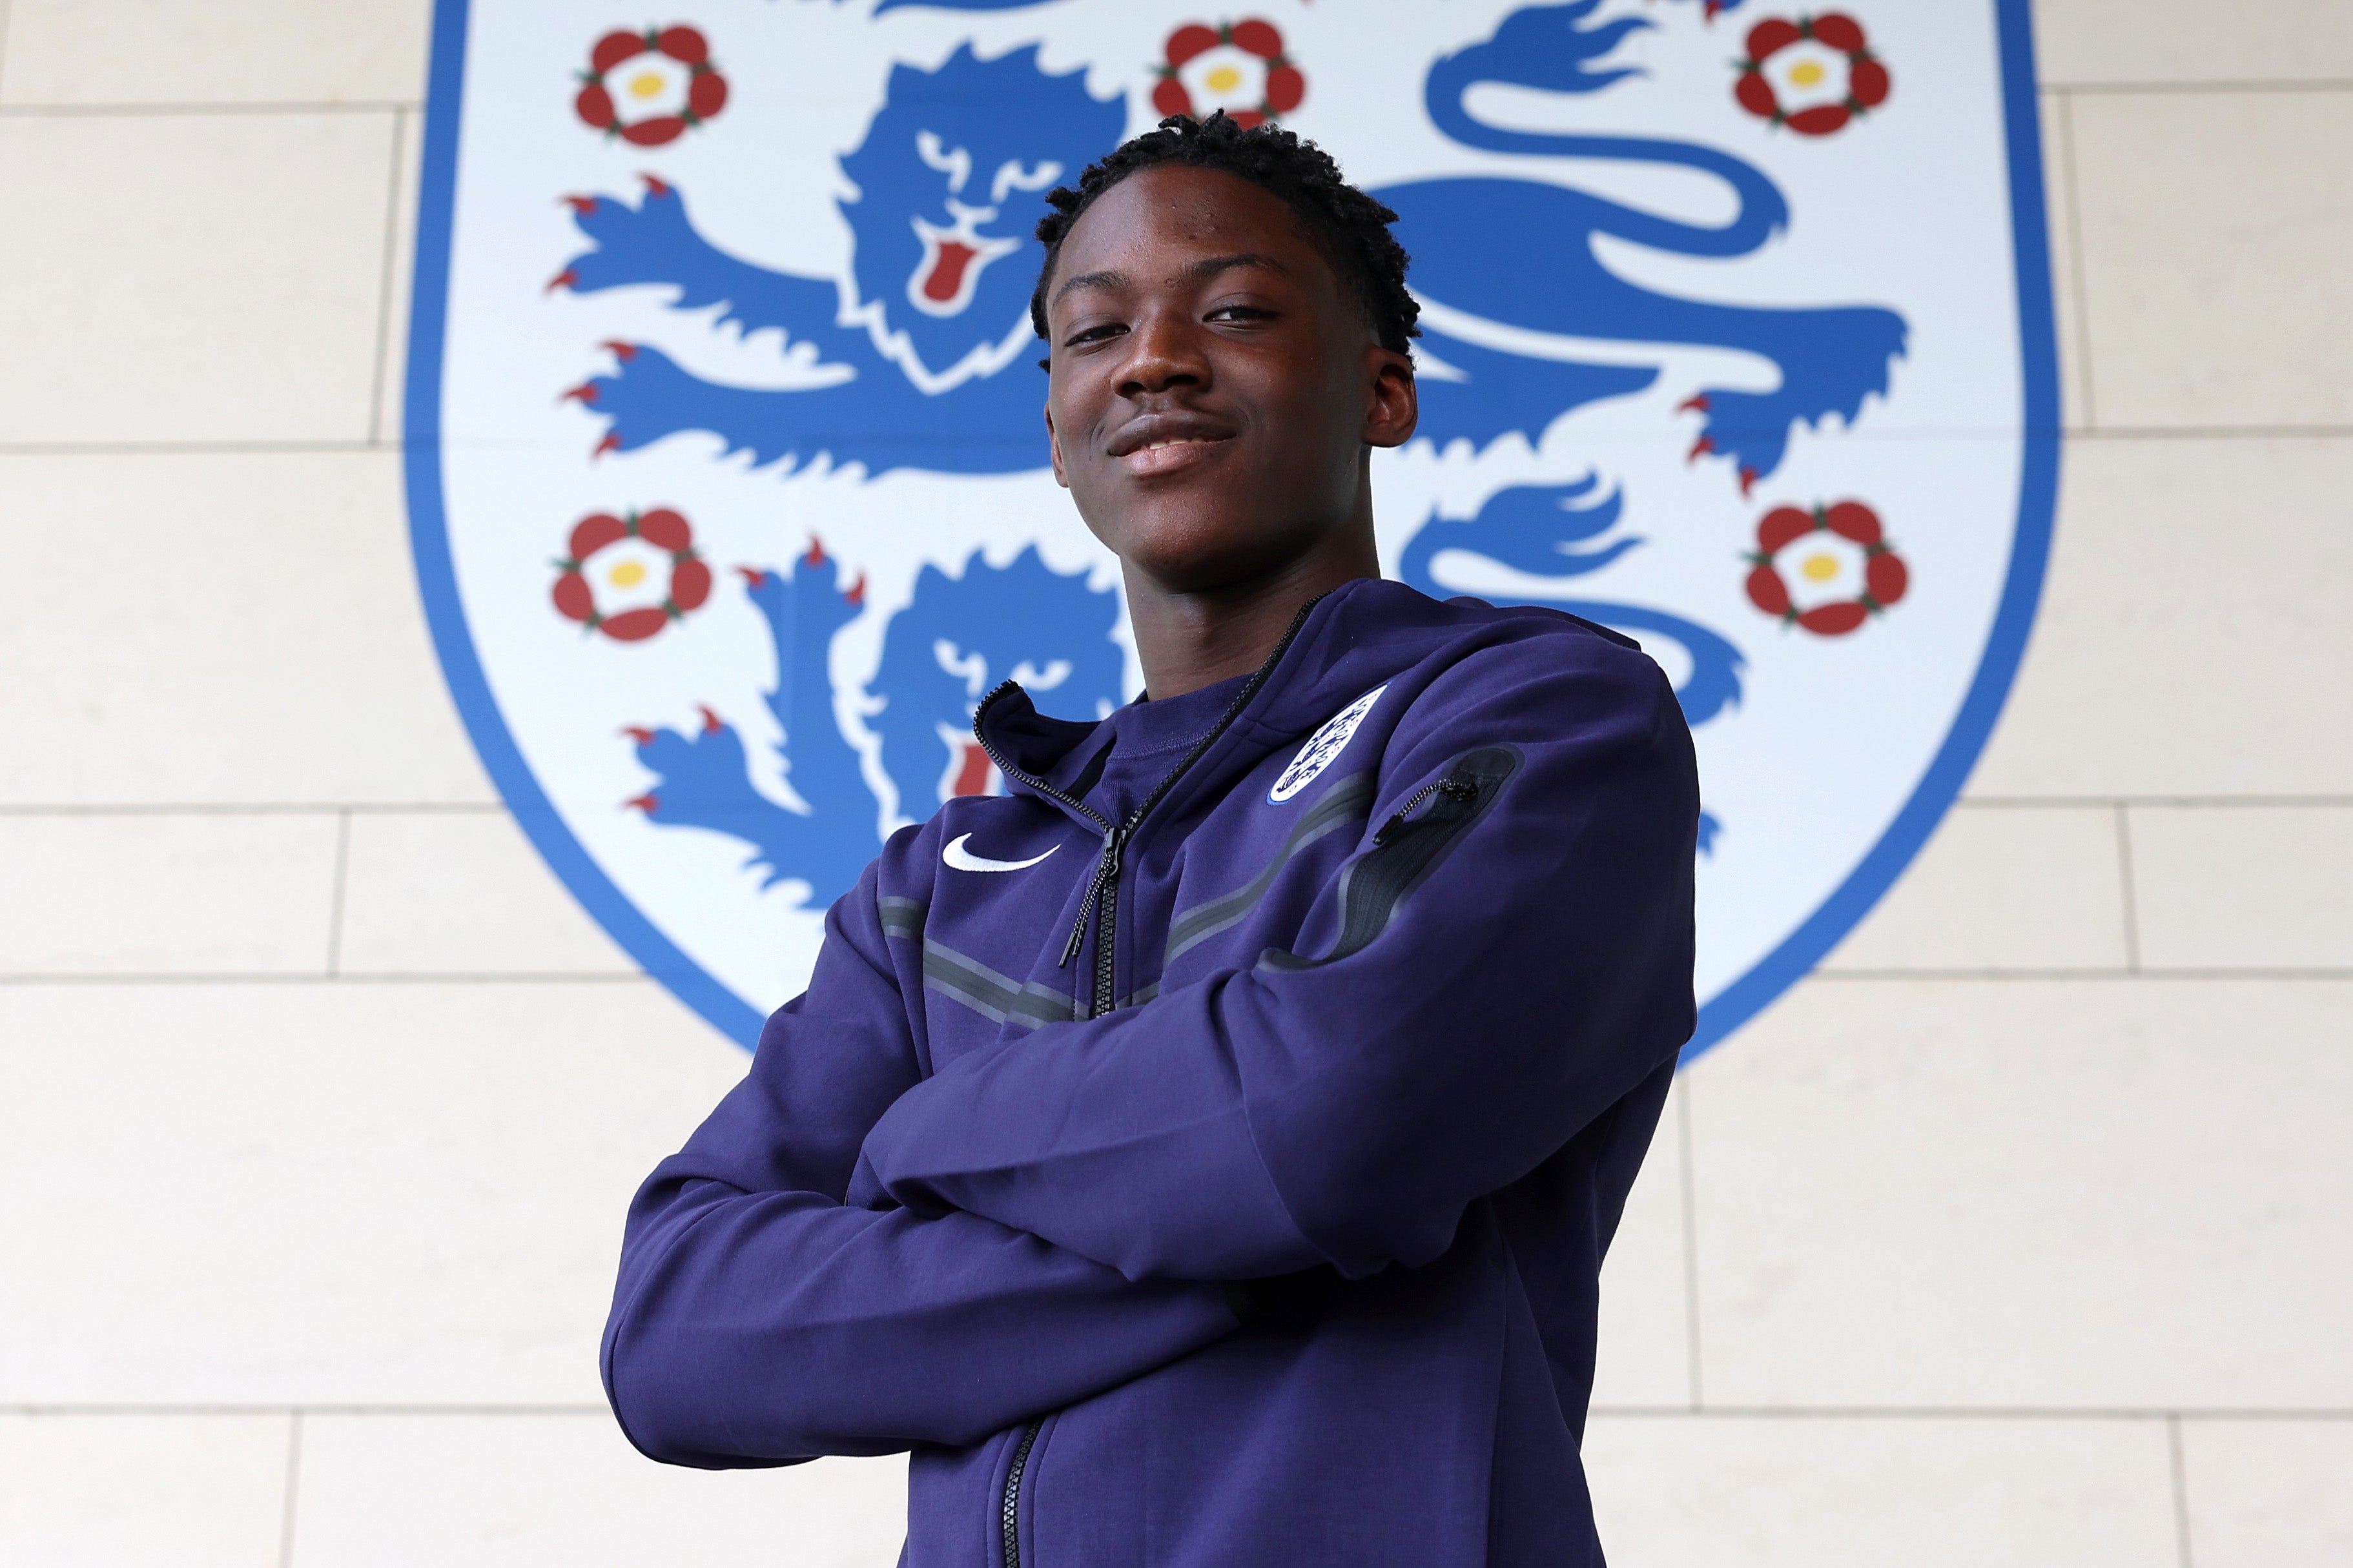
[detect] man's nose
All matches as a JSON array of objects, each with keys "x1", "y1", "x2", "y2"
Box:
[{"x1": 1118, "y1": 311, "x2": 1209, "y2": 398}]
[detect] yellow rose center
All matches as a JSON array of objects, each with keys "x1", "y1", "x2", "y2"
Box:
[
  {"x1": 1800, "y1": 552, "x2": 1840, "y2": 582},
  {"x1": 1788, "y1": 60, "x2": 1826, "y2": 88},
  {"x1": 1206, "y1": 65, "x2": 1244, "y2": 94},
  {"x1": 629, "y1": 70, "x2": 667, "y2": 100},
  {"x1": 610, "y1": 560, "x2": 649, "y2": 587}
]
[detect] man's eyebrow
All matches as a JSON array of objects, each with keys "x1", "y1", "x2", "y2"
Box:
[
  {"x1": 1052, "y1": 268, "x2": 1129, "y2": 304},
  {"x1": 1051, "y1": 252, "x2": 1291, "y2": 307},
  {"x1": 1183, "y1": 252, "x2": 1290, "y2": 283}
]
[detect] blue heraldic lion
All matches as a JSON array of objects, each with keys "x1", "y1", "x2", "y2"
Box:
[
  {"x1": 562, "y1": 2, "x2": 1907, "y2": 899},
  {"x1": 558, "y1": 41, "x2": 1120, "y2": 474},
  {"x1": 626, "y1": 543, "x2": 1124, "y2": 908}
]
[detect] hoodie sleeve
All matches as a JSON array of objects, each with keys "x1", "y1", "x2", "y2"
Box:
[
  {"x1": 601, "y1": 849, "x2": 1245, "y2": 1467},
  {"x1": 848, "y1": 636, "x2": 1698, "y2": 1284}
]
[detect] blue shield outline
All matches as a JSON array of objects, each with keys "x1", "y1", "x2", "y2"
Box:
[{"x1": 404, "y1": 0, "x2": 2060, "y2": 1058}]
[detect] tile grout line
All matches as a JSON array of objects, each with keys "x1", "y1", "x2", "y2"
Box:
[
  {"x1": 0, "y1": 0, "x2": 13, "y2": 103},
  {"x1": 1961, "y1": 795, "x2": 2353, "y2": 809},
  {"x1": 0, "y1": 802, "x2": 506, "y2": 816},
  {"x1": 1813, "y1": 968, "x2": 2353, "y2": 981},
  {"x1": 1585, "y1": 1404, "x2": 2353, "y2": 1421},
  {"x1": 2068, "y1": 424, "x2": 2353, "y2": 440},
  {"x1": 325, "y1": 810, "x2": 352, "y2": 978},
  {"x1": 1674, "y1": 1074, "x2": 1703, "y2": 1412},
  {"x1": 6, "y1": 796, "x2": 2347, "y2": 817},
  {"x1": 2167, "y1": 1412, "x2": 2195, "y2": 1568},
  {"x1": 2057, "y1": 79, "x2": 2353, "y2": 96},
  {"x1": 367, "y1": 107, "x2": 409, "y2": 445},
  {"x1": 277, "y1": 1409, "x2": 303, "y2": 1568},
  {"x1": 0, "y1": 440, "x2": 385, "y2": 455},
  {"x1": 12, "y1": 1400, "x2": 2352, "y2": 1420},
  {"x1": 0, "y1": 100, "x2": 425, "y2": 116},
  {"x1": 0, "y1": 971, "x2": 649, "y2": 986},
  {"x1": 2115, "y1": 804, "x2": 2144, "y2": 973},
  {"x1": 14, "y1": 967, "x2": 2348, "y2": 986},
  {"x1": 4, "y1": 1403, "x2": 615, "y2": 1417},
  {"x1": 2052, "y1": 88, "x2": 2099, "y2": 431}
]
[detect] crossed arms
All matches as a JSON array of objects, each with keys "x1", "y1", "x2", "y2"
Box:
[{"x1": 601, "y1": 647, "x2": 1696, "y2": 1466}]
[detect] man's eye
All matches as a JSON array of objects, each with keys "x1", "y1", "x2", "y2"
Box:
[
  {"x1": 1207, "y1": 305, "x2": 1274, "y2": 323},
  {"x1": 1063, "y1": 322, "x2": 1127, "y2": 347}
]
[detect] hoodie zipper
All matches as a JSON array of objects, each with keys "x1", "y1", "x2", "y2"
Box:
[
  {"x1": 968, "y1": 594, "x2": 1325, "y2": 1568},
  {"x1": 974, "y1": 591, "x2": 1325, "y2": 1023},
  {"x1": 999, "y1": 1420, "x2": 1040, "y2": 1568}
]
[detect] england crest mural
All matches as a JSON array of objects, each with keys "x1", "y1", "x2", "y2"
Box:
[{"x1": 406, "y1": 0, "x2": 2057, "y2": 1053}]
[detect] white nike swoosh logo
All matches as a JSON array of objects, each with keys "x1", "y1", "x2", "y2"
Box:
[{"x1": 942, "y1": 833, "x2": 1060, "y2": 873}]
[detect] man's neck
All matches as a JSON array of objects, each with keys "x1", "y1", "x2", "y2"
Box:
[{"x1": 1125, "y1": 529, "x2": 1382, "y2": 700}]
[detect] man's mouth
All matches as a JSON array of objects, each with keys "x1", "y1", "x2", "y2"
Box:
[
  {"x1": 1120, "y1": 438, "x2": 1229, "y2": 476},
  {"x1": 1108, "y1": 413, "x2": 1237, "y2": 474}
]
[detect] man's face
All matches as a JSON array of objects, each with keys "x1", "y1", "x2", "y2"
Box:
[{"x1": 1041, "y1": 164, "x2": 1417, "y2": 595}]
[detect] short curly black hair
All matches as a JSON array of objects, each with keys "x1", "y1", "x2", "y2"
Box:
[{"x1": 1029, "y1": 112, "x2": 1420, "y2": 361}]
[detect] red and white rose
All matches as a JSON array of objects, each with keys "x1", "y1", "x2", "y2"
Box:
[
  {"x1": 1151, "y1": 20, "x2": 1305, "y2": 130},
  {"x1": 575, "y1": 25, "x2": 729, "y2": 147},
  {"x1": 1744, "y1": 500, "x2": 1908, "y2": 635},
  {"x1": 551, "y1": 507, "x2": 713, "y2": 642},
  {"x1": 1734, "y1": 14, "x2": 1890, "y2": 137}
]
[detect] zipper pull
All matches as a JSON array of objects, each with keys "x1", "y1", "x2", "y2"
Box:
[
  {"x1": 1057, "y1": 826, "x2": 1125, "y2": 968},
  {"x1": 1372, "y1": 776, "x2": 1479, "y2": 846}
]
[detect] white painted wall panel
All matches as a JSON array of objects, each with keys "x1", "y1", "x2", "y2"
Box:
[
  {"x1": 1587, "y1": 1414, "x2": 2179, "y2": 1568},
  {"x1": 0, "y1": 1412, "x2": 291, "y2": 1568},
  {"x1": 0, "y1": 116, "x2": 396, "y2": 443},
  {"x1": 1689, "y1": 978, "x2": 2353, "y2": 1409},
  {"x1": 0, "y1": 812, "x2": 340, "y2": 974},
  {"x1": 1970, "y1": 437, "x2": 2353, "y2": 797},
  {"x1": 0, "y1": 453, "x2": 495, "y2": 806},
  {"x1": 0, "y1": 981, "x2": 743, "y2": 1405},
  {"x1": 0, "y1": 0, "x2": 429, "y2": 106}
]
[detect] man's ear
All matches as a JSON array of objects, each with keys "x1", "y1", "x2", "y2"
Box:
[
  {"x1": 1362, "y1": 345, "x2": 1419, "y2": 450},
  {"x1": 1044, "y1": 404, "x2": 1070, "y2": 489}
]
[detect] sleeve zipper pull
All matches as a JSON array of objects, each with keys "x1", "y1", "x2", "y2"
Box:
[{"x1": 1372, "y1": 776, "x2": 1479, "y2": 847}]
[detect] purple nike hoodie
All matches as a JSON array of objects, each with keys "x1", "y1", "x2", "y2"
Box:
[{"x1": 602, "y1": 578, "x2": 1699, "y2": 1567}]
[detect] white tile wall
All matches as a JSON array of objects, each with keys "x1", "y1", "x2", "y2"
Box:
[
  {"x1": 336, "y1": 810, "x2": 635, "y2": 975},
  {"x1": 0, "y1": 1412, "x2": 291, "y2": 1568},
  {"x1": 0, "y1": 811, "x2": 340, "y2": 973},
  {"x1": 2035, "y1": 0, "x2": 2353, "y2": 88},
  {"x1": 0, "y1": 0, "x2": 429, "y2": 106},
  {"x1": 291, "y1": 1414, "x2": 905, "y2": 1568},
  {"x1": 373, "y1": 108, "x2": 424, "y2": 446},
  {"x1": 1586, "y1": 1414, "x2": 2180, "y2": 1568},
  {"x1": 0, "y1": 980, "x2": 745, "y2": 1405},
  {"x1": 2128, "y1": 805, "x2": 2353, "y2": 970},
  {"x1": 1969, "y1": 436, "x2": 2353, "y2": 797},
  {"x1": 0, "y1": 114, "x2": 397, "y2": 444},
  {"x1": 0, "y1": 452, "x2": 495, "y2": 805},
  {"x1": 4, "y1": 0, "x2": 2343, "y2": 1560},
  {"x1": 1822, "y1": 804, "x2": 2129, "y2": 972},
  {"x1": 2039, "y1": 89, "x2": 2091, "y2": 431},
  {"x1": 1590, "y1": 1080, "x2": 1693, "y2": 1410},
  {"x1": 1687, "y1": 977, "x2": 2353, "y2": 1410},
  {"x1": 2068, "y1": 92, "x2": 2353, "y2": 430},
  {"x1": 2180, "y1": 1418, "x2": 2353, "y2": 1568}
]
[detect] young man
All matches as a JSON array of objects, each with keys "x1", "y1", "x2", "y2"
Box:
[{"x1": 603, "y1": 114, "x2": 1698, "y2": 1568}]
